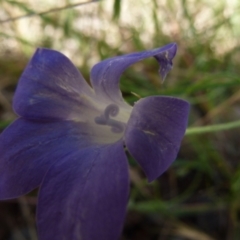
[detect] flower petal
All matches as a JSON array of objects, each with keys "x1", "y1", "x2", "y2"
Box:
[
  {"x1": 124, "y1": 96, "x2": 190, "y2": 182},
  {"x1": 13, "y1": 48, "x2": 95, "y2": 121},
  {"x1": 37, "y1": 141, "x2": 129, "y2": 240},
  {"x1": 0, "y1": 118, "x2": 94, "y2": 199},
  {"x1": 90, "y1": 43, "x2": 177, "y2": 104}
]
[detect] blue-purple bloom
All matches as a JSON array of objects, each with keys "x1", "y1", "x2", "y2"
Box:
[{"x1": 0, "y1": 43, "x2": 189, "y2": 240}]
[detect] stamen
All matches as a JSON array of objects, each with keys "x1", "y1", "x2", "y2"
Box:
[{"x1": 95, "y1": 104, "x2": 126, "y2": 133}]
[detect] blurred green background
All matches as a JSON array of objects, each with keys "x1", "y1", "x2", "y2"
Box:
[{"x1": 0, "y1": 0, "x2": 240, "y2": 239}]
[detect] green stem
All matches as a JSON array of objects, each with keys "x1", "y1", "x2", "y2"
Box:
[{"x1": 186, "y1": 119, "x2": 240, "y2": 135}]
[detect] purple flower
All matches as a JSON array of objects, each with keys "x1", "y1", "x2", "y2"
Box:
[{"x1": 0, "y1": 43, "x2": 189, "y2": 240}]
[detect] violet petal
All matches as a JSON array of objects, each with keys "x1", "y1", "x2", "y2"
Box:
[
  {"x1": 37, "y1": 141, "x2": 129, "y2": 240},
  {"x1": 13, "y1": 48, "x2": 95, "y2": 120},
  {"x1": 124, "y1": 96, "x2": 190, "y2": 182},
  {"x1": 90, "y1": 43, "x2": 177, "y2": 104},
  {"x1": 0, "y1": 118, "x2": 94, "y2": 199}
]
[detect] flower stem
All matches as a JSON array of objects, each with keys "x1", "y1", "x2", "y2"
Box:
[{"x1": 186, "y1": 119, "x2": 240, "y2": 135}]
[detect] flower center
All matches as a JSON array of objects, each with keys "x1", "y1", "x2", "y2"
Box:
[{"x1": 94, "y1": 104, "x2": 126, "y2": 133}]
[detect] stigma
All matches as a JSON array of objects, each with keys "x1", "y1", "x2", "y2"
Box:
[{"x1": 95, "y1": 104, "x2": 126, "y2": 133}]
